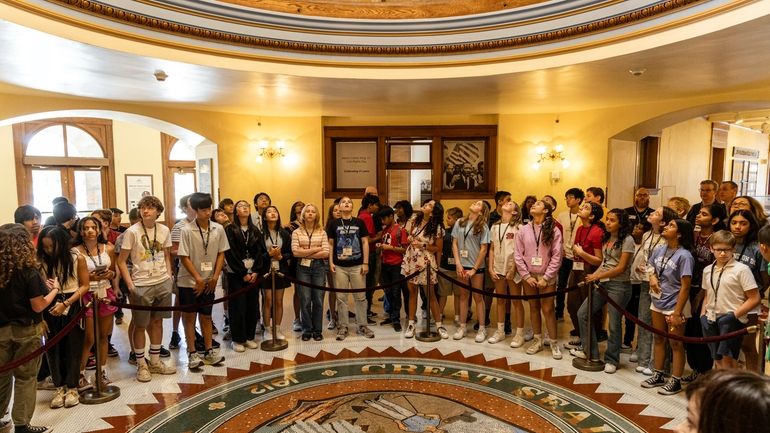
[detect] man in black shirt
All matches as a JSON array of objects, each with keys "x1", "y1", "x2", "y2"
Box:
[{"x1": 624, "y1": 187, "x2": 653, "y2": 226}]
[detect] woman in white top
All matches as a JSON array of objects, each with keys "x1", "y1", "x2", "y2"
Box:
[
  {"x1": 487, "y1": 200, "x2": 525, "y2": 347},
  {"x1": 72, "y1": 217, "x2": 117, "y2": 388}
]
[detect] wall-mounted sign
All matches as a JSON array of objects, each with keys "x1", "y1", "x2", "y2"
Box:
[
  {"x1": 335, "y1": 141, "x2": 377, "y2": 190},
  {"x1": 733, "y1": 147, "x2": 760, "y2": 160}
]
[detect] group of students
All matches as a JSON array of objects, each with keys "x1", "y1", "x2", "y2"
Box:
[{"x1": 1, "y1": 180, "x2": 769, "y2": 433}]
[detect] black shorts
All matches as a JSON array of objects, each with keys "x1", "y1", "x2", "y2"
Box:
[{"x1": 178, "y1": 286, "x2": 214, "y2": 315}]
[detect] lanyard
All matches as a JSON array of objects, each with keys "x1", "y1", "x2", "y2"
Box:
[
  {"x1": 85, "y1": 243, "x2": 102, "y2": 268},
  {"x1": 568, "y1": 212, "x2": 578, "y2": 237},
  {"x1": 142, "y1": 223, "x2": 157, "y2": 257},
  {"x1": 656, "y1": 247, "x2": 677, "y2": 279},
  {"x1": 240, "y1": 226, "x2": 250, "y2": 244},
  {"x1": 196, "y1": 220, "x2": 211, "y2": 256},
  {"x1": 601, "y1": 236, "x2": 617, "y2": 267},
  {"x1": 463, "y1": 223, "x2": 474, "y2": 244},
  {"x1": 498, "y1": 222, "x2": 512, "y2": 244},
  {"x1": 340, "y1": 218, "x2": 353, "y2": 237},
  {"x1": 631, "y1": 231, "x2": 654, "y2": 264},
  {"x1": 735, "y1": 243, "x2": 749, "y2": 264},
  {"x1": 303, "y1": 227, "x2": 316, "y2": 249},
  {"x1": 266, "y1": 229, "x2": 279, "y2": 247},
  {"x1": 710, "y1": 261, "x2": 727, "y2": 308},
  {"x1": 412, "y1": 220, "x2": 427, "y2": 239},
  {"x1": 532, "y1": 223, "x2": 542, "y2": 254},
  {"x1": 577, "y1": 223, "x2": 594, "y2": 247}
]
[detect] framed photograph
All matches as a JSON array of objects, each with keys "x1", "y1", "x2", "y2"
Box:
[
  {"x1": 125, "y1": 174, "x2": 153, "y2": 211},
  {"x1": 197, "y1": 158, "x2": 213, "y2": 194},
  {"x1": 441, "y1": 139, "x2": 488, "y2": 193}
]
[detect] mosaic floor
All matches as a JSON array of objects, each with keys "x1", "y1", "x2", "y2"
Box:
[{"x1": 19, "y1": 289, "x2": 687, "y2": 433}]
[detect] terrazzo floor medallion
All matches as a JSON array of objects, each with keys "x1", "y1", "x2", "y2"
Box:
[{"x1": 101, "y1": 348, "x2": 671, "y2": 433}]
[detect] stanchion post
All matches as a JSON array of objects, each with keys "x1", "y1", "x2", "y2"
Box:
[
  {"x1": 81, "y1": 295, "x2": 121, "y2": 404},
  {"x1": 261, "y1": 268, "x2": 288, "y2": 351},
  {"x1": 416, "y1": 266, "x2": 440, "y2": 342},
  {"x1": 572, "y1": 282, "x2": 605, "y2": 372},
  {"x1": 760, "y1": 316, "x2": 768, "y2": 375}
]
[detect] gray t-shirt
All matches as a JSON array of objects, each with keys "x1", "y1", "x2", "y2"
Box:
[
  {"x1": 177, "y1": 220, "x2": 230, "y2": 288},
  {"x1": 599, "y1": 235, "x2": 636, "y2": 282},
  {"x1": 452, "y1": 219, "x2": 490, "y2": 269}
]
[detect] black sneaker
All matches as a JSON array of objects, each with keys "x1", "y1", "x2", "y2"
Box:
[
  {"x1": 597, "y1": 330, "x2": 608, "y2": 342},
  {"x1": 312, "y1": 332, "x2": 323, "y2": 341},
  {"x1": 128, "y1": 351, "x2": 137, "y2": 366},
  {"x1": 14, "y1": 424, "x2": 49, "y2": 433},
  {"x1": 641, "y1": 371, "x2": 666, "y2": 388},
  {"x1": 108, "y1": 344, "x2": 119, "y2": 358},
  {"x1": 393, "y1": 322, "x2": 402, "y2": 332},
  {"x1": 681, "y1": 371, "x2": 699, "y2": 383},
  {"x1": 658, "y1": 377, "x2": 683, "y2": 395},
  {"x1": 504, "y1": 321, "x2": 512, "y2": 335},
  {"x1": 380, "y1": 318, "x2": 393, "y2": 326},
  {"x1": 159, "y1": 346, "x2": 171, "y2": 358},
  {"x1": 169, "y1": 331, "x2": 181, "y2": 350},
  {"x1": 367, "y1": 317, "x2": 377, "y2": 325}
]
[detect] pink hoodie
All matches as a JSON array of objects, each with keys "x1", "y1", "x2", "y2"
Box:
[{"x1": 514, "y1": 221, "x2": 563, "y2": 282}]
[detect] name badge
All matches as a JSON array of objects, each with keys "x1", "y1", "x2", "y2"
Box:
[
  {"x1": 460, "y1": 250, "x2": 469, "y2": 258},
  {"x1": 706, "y1": 309, "x2": 716, "y2": 322},
  {"x1": 242, "y1": 258, "x2": 254, "y2": 271},
  {"x1": 201, "y1": 261, "x2": 213, "y2": 272},
  {"x1": 573, "y1": 261, "x2": 584, "y2": 271},
  {"x1": 342, "y1": 247, "x2": 353, "y2": 257},
  {"x1": 600, "y1": 278, "x2": 610, "y2": 283},
  {"x1": 448, "y1": 258, "x2": 455, "y2": 265},
  {"x1": 301, "y1": 258, "x2": 312, "y2": 267},
  {"x1": 271, "y1": 260, "x2": 280, "y2": 270},
  {"x1": 629, "y1": 215, "x2": 637, "y2": 220},
  {"x1": 531, "y1": 257, "x2": 543, "y2": 266}
]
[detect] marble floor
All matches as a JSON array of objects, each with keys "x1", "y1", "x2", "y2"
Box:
[{"x1": 12, "y1": 287, "x2": 688, "y2": 433}]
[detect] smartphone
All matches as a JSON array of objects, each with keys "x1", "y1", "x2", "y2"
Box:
[{"x1": 94, "y1": 265, "x2": 108, "y2": 273}]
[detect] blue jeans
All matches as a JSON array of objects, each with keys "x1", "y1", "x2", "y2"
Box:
[
  {"x1": 636, "y1": 281, "x2": 653, "y2": 369},
  {"x1": 578, "y1": 280, "x2": 631, "y2": 366},
  {"x1": 296, "y1": 259, "x2": 327, "y2": 334},
  {"x1": 382, "y1": 264, "x2": 408, "y2": 321}
]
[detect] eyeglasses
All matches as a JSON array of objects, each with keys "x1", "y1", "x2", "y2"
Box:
[{"x1": 713, "y1": 248, "x2": 733, "y2": 254}]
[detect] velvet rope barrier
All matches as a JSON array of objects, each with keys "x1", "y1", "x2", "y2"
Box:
[
  {"x1": 0, "y1": 305, "x2": 89, "y2": 374},
  {"x1": 435, "y1": 269, "x2": 582, "y2": 300},
  {"x1": 106, "y1": 275, "x2": 263, "y2": 311},
  {"x1": 593, "y1": 282, "x2": 754, "y2": 344},
  {"x1": 281, "y1": 270, "x2": 421, "y2": 293}
]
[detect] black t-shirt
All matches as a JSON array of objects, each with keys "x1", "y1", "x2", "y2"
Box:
[
  {"x1": 624, "y1": 206, "x2": 652, "y2": 226},
  {"x1": 326, "y1": 217, "x2": 369, "y2": 267},
  {"x1": 0, "y1": 266, "x2": 48, "y2": 326}
]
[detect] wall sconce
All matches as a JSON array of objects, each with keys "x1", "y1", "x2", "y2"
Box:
[
  {"x1": 532, "y1": 144, "x2": 570, "y2": 182},
  {"x1": 255, "y1": 139, "x2": 286, "y2": 163}
]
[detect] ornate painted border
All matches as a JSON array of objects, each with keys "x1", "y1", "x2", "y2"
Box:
[{"x1": 22, "y1": 0, "x2": 711, "y2": 56}]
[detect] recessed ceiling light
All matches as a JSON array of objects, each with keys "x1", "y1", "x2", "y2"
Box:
[
  {"x1": 154, "y1": 70, "x2": 168, "y2": 82},
  {"x1": 628, "y1": 68, "x2": 647, "y2": 77}
]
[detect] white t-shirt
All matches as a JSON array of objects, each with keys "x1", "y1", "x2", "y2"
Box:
[
  {"x1": 177, "y1": 221, "x2": 230, "y2": 288},
  {"x1": 121, "y1": 222, "x2": 172, "y2": 286},
  {"x1": 702, "y1": 260, "x2": 758, "y2": 323},
  {"x1": 557, "y1": 210, "x2": 580, "y2": 260},
  {"x1": 490, "y1": 222, "x2": 519, "y2": 276}
]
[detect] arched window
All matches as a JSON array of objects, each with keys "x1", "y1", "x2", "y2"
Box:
[
  {"x1": 161, "y1": 133, "x2": 196, "y2": 224},
  {"x1": 14, "y1": 119, "x2": 115, "y2": 220}
]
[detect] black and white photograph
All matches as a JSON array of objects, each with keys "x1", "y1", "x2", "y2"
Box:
[{"x1": 442, "y1": 139, "x2": 487, "y2": 192}]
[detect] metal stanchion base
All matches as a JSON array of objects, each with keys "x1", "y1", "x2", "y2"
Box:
[
  {"x1": 261, "y1": 339, "x2": 289, "y2": 351},
  {"x1": 416, "y1": 331, "x2": 441, "y2": 342},
  {"x1": 572, "y1": 358, "x2": 605, "y2": 372},
  {"x1": 80, "y1": 385, "x2": 121, "y2": 404}
]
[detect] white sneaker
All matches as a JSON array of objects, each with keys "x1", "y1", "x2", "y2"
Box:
[
  {"x1": 233, "y1": 343, "x2": 245, "y2": 353},
  {"x1": 604, "y1": 363, "x2": 617, "y2": 374},
  {"x1": 327, "y1": 319, "x2": 337, "y2": 330},
  {"x1": 437, "y1": 326, "x2": 449, "y2": 339},
  {"x1": 64, "y1": 388, "x2": 80, "y2": 408},
  {"x1": 404, "y1": 323, "x2": 416, "y2": 338},
  {"x1": 37, "y1": 376, "x2": 56, "y2": 391},
  {"x1": 453, "y1": 326, "x2": 466, "y2": 340},
  {"x1": 488, "y1": 329, "x2": 505, "y2": 344},
  {"x1": 569, "y1": 347, "x2": 586, "y2": 359},
  {"x1": 148, "y1": 360, "x2": 176, "y2": 375},
  {"x1": 635, "y1": 365, "x2": 646, "y2": 373},
  {"x1": 510, "y1": 334, "x2": 525, "y2": 348},
  {"x1": 137, "y1": 363, "x2": 151, "y2": 382},
  {"x1": 188, "y1": 352, "x2": 203, "y2": 370},
  {"x1": 245, "y1": 339, "x2": 258, "y2": 349},
  {"x1": 565, "y1": 336, "x2": 581, "y2": 349},
  {"x1": 50, "y1": 387, "x2": 66, "y2": 409},
  {"x1": 629, "y1": 352, "x2": 638, "y2": 362},
  {"x1": 475, "y1": 328, "x2": 487, "y2": 343},
  {"x1": 526, "y1": 337, "x2": 543, "y2": 355},
  {"x1": 204, "y1": 349, "x2": 225, "y2": 366},
  {"x1": 292, "y1": 318, "x2": 301, "y2": 332},
  {"x1": 550, "y1": 342, "x2": 562, "y2": 360},
  {"x1": 641, "y1": 367, "x2": 653, "y2": 376}
]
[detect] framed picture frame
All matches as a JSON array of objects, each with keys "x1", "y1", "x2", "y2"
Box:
[
  {"x1": 197, "y1": 158, "x2": 213, "y2": 194},
  {"x1": 441, "y1": 138, "x2": 489, "y2": 194},
  {"x1": 125, "y1": 174, "x2": 153, "y2": 211}
]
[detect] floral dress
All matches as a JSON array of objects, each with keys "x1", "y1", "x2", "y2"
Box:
[{"x1": 401, "y1": 216, "x2": 444, "y2": 285}]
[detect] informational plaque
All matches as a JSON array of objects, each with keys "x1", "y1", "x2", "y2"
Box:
[
  {"x1": 335, "y1": 141, "x2": 377, "y2": 189},
  {"x1": 125, "y1": 174, "x2": 153, "y2": 211}
]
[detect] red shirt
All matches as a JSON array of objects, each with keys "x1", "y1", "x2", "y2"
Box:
[
  {"x1": 381, "y1": 223, "x2": 408, "y2": 266},
  {"x1": 574, "y1": 224, "x2": 604, "y2": 272},
  {"x1": 358, "y1": 211, "x2": 376, "y2": 237}
]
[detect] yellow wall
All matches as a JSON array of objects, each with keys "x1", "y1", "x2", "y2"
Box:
[
  {"x1": 0, "y1": 125, "x2": 17, "y2": 219},
  {"x1": 725, "y1": 125, "x2": 769, "y2": 195},
  {"x1": 112, "y1": 120, "x2": 166, "y2": 221}
]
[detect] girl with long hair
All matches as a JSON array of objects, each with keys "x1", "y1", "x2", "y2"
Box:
[
  {"x1": 729, "y1": 195, "x2": 768, "y2": 226},
  {"x1": 37, "y1": 226, "x2": 89, "y2": 408},
  {"x1": 452, "y1": 200, "x2": 491, "y2": 342},
  {"x1": 487, "y1": 200, "x2": 524, "y2": 346},
  {"x1": 401, "y1": 199, "x2": 446, "y2": 338},
  {"x1": 642, "y1": 218, "x2": 695, "y2": 395},
  {"x1": 520, "y1": 195, "x2": 537, "y2": 225},
  {"x1": 261, "y1": 205, "x2": 293, "y2": 340},
  {"x1": 324, "y1": 201, "x2": 341, "y2": 330},
  {"x1": 292, "y1": 204, "x2": 330, "y2": 341},
  {"x1": 71, "y1": 217, "x2": 118, "y2": 388},
  {"x1": 575, "y1": 209, "x2": 635, "y2": 373},
  {"x1": 224, "y1": 200, "x2": 265, "y2": 352},
  {"x1": 514, "y1": 200, "x2": 563, "y2": 359},
  {"x1": 727, "y1": 209, "x2": 767, "y2": 372},
  {"x1": 0, "y1": 224, "x2": 59, "y2": 433}
]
